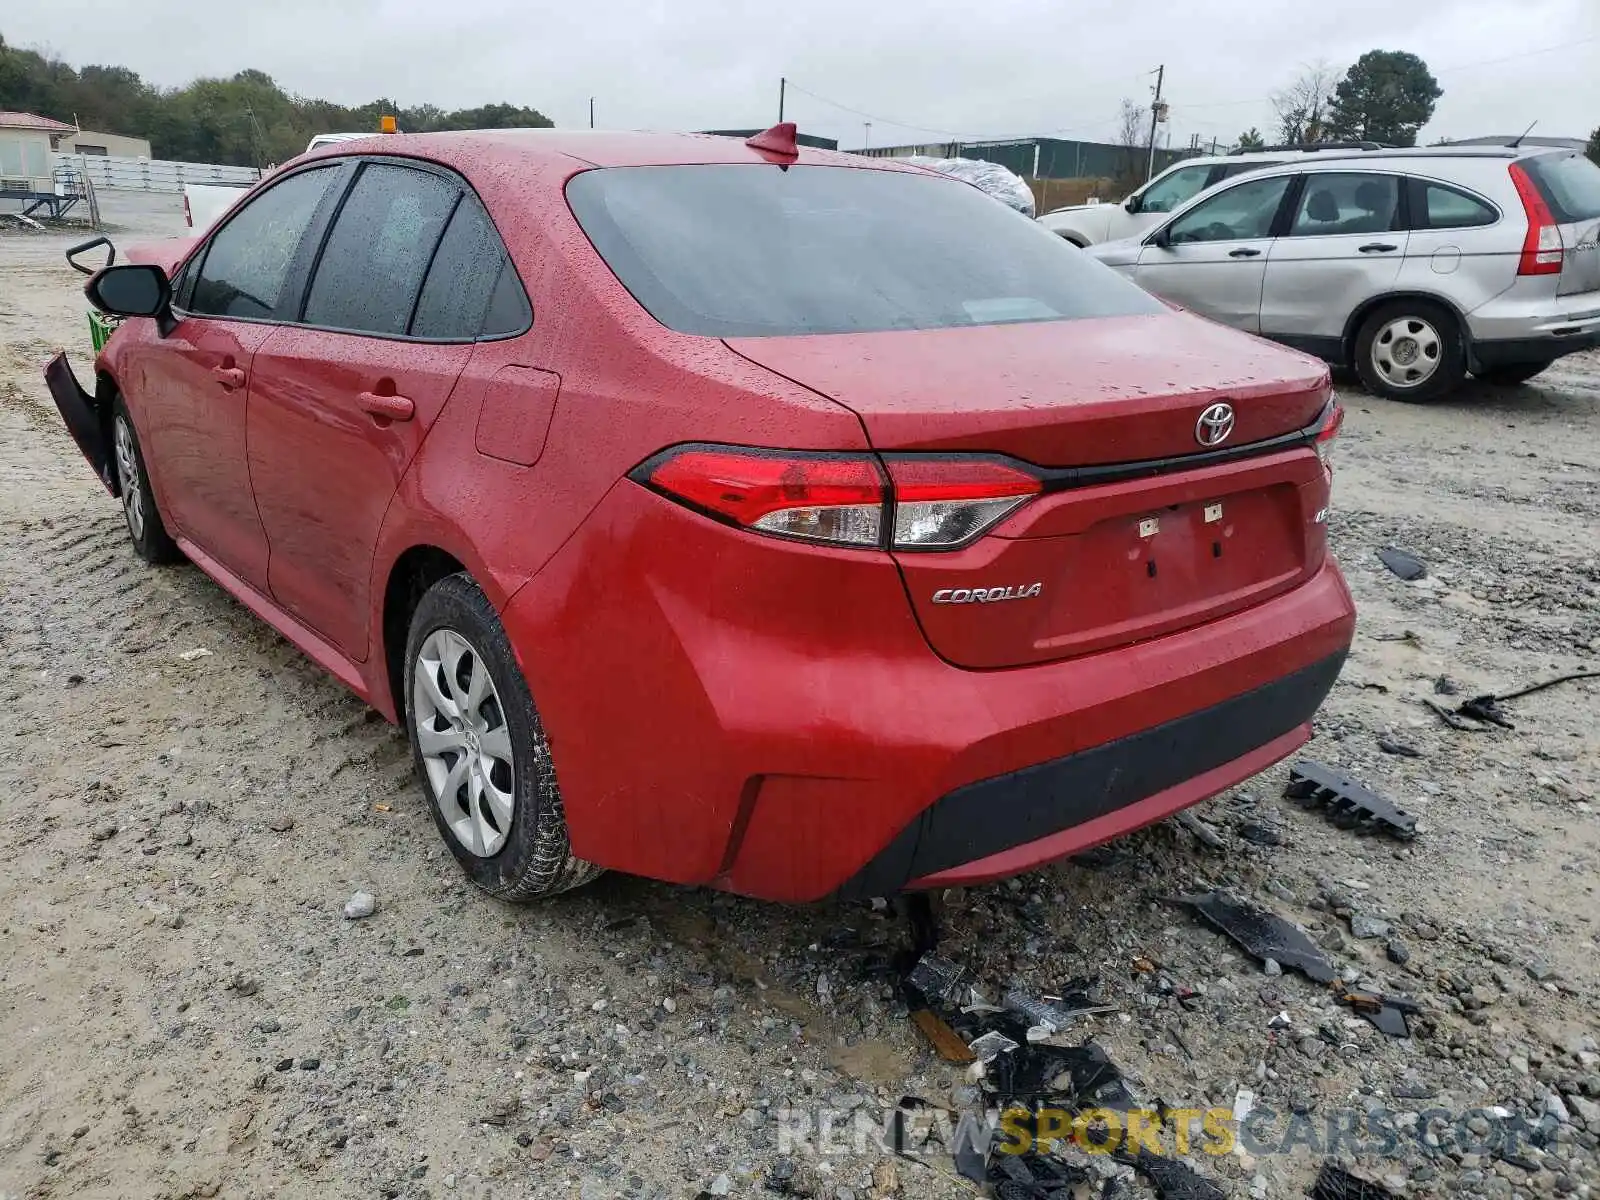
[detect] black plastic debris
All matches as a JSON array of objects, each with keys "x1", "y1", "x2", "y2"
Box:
[
  {"x1": 1376, "y1": 547, "x2": 1426, "y2": 581},
  {"x1": 986, "y1": 1038, "x2": 1139, "y2": 1111},
  {"x1": 1116, "y1": 1148, "x2": 1226, "y2": 1200},
  {"x1": 1310, "y1": 1161, "x2": 1400, "y2": 1200},
  {"x1": 1175, "y1": 890, "x2": 1337, "y2": 984},
  {"x1": 1332, "y1": 982, "x2": 1422, "y2": 1038},
  {"x1": 1284, "y1": 761, "x2": 1418, "y2": 840},
  {"x1": 989, "y1": 1148, "x2": 1092, "y2": 1200},
  {"x1": 1376, "y1": 736, "x2": 1422, "y2": 758},
  {"x1": 952, "y1": 1113, "x2": 992, "y2": 1183},
  {"x1": 905, "y1": 952, "x2": 969, "y2": 1006}
]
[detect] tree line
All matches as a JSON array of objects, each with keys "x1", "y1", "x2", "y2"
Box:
[
  {"x1": 1233, "y1": 50, "x2": 1443, "y2": 151},
  {"x1": 0, "y1": 33, "x2": 552, "y2": 165}
]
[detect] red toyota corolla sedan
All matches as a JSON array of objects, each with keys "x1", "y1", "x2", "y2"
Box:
[{"x1": 46, "y1": 125, "x2": 1354, "y2": 903}]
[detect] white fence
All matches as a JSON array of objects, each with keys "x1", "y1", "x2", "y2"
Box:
[{"x1": 50, "y1": 152, "x2": 261, "y2": 194}]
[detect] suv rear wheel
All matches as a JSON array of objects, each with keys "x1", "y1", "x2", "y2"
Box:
[
  {"x1": 1354, "y1": 300, "x2": 1466, "y2": 403},
  {"x1": 403, "y1": 573, "x2": 602, "y2": 901},
  {"x1": 1474, "y1": 361, "x2": 1552, "y2": 387}
]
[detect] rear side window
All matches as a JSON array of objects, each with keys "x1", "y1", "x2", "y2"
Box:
[
  {"x1": 567, "y1": 164, "x2": 1161, "y2": 337},
  {"x1": 303, "y1": 163, "x2": 459, "y2": 336},
  {"x1": 1411, "y1": 179, "x2": 1497, "y2": 230},
  {"x1": 1523, "y1": 152, "x2": 1600, "y2": 223},
  {"x1": 189, "y1": 166, "x2": 335, "y2": 319},
  {"x1": 1288, "y1": 173, "x2": 1402, "y2": 236},
  {"x1": 411, "y1": 192, "x2": 531, "y2": 340}
]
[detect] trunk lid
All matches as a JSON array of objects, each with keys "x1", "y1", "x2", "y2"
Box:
[
  {"x1": 724, "y1": 311, "x2": 1329, "y2": 465},
  {"x1": 1522, "y1": 152, "x2": 1600, "y2": 297},
  {"x1": 727, "y1": 311, "x2": 1334, "y2": 669},
  {"x1": 1556, "y1": 216, "x2": 1600, "y2": 296}
]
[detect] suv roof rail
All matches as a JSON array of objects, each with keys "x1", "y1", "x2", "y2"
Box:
[{"x1": 1228, "y1": 141, "x2": 1388, "y2": 155}]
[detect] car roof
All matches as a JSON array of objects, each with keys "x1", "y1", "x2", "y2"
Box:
[{"x1": 301, "y1": 128, "x2": 921, "y2": 173}]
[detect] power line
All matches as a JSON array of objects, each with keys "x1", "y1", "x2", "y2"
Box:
[{"x1": 784, "y1": 79, "x2": 1125, "y2": 145}]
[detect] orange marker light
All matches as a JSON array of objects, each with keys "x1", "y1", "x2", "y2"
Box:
[{"x1": 379, "y1": 115, "x2": 398, "y2": 134}]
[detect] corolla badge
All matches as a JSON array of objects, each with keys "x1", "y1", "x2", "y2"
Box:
[
  {"x1": 1195, "y1": 402, "x2": 1235, "y2": 447},
  {"x1": 931, "y1": 583, "x2": 1043, "y2": 604}
]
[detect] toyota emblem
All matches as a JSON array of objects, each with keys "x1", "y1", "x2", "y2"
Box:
[{"x1": 1195, "y1": 402, "x2": 1235, "y2": 447}]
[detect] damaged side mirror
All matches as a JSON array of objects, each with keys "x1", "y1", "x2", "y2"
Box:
[{"x1": 86, "y1": 264, "x2": 170, "y2": 320}]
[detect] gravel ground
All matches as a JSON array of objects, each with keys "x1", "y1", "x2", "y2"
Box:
[{"x1": 1, "y1": 193, "x2": 1596, "y2": 1200}]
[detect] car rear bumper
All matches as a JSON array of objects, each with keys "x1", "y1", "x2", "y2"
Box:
[
  {"x1": 1467, "y1": 287, "x2": 1600, "y2": 362},
  {"x1": 502, "y1": 483, "x2": 1355, "y2": 902},
  {"x1": 842, "y1": 654, "x2": 1340, "y2": 895},
  {"x1": 1472, "y1": 330, "x2": 1600, "y2": 368}
]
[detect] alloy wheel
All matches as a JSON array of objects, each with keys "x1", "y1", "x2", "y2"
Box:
[
  {"x1": 412, "y1": 628, "x2": 517, "y2": 857},
  {"x1": 1371, "y1": 316, "x2": 1442, "y2": 390},
  {"x1": 113, "y1": 414, "x2": 145, "y2": 541}
]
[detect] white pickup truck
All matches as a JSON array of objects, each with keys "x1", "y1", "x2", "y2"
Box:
[{"x1": 181, "y1": 128, "x2": 394, "y2": 233}]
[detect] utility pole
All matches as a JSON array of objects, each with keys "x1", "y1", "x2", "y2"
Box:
[
  {"x1": 1145, "y1": 64, "x2": 1165, "y2": 182},
  {"x1": 863, "y1": 121, "x2": 872, "y2": 149},
  {"x1": 778, "y1": 77, "x2": 786, "y2": 123},
  {"x1": 589, "y1": 98, "x2": 595, "y2": 129}
]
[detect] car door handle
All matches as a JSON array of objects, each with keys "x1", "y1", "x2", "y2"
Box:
[
  {"x1": 1359, "y1": 243, "x2": 1399, "y2": 253},
  {"x1": 357, "y1": 390, "x2": 415, "y2": 421},
  {"x1": 1228, "y1": 247, "x2": 1261, "y2": 258},
  {"x1": 211, "y1": 366, "x2": 246, "y2": 388}
]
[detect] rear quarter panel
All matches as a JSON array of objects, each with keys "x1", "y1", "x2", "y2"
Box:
[{"x1": 1395, "y1": 166, "x2": 1525, "y2": 324}]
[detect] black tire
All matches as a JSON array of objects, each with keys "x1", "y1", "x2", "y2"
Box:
[
  {"x1": 403, "y1": 573, "x2": 601, "y2": 900},
  {"x1": 1353, "y1": 300, "x2": 1467, "y2": 403},
  {"x1": 1474, "y1": 361, "x2": 1553, "y2": 387},
  {"x1": 110, "y1": 397, "x2": 181, "y2": 564}
]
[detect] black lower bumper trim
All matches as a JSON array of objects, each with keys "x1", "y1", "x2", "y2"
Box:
[
  {"x1": 836, "y1": 651, "x2": 1347, "y2": 898},
  {"x1": 1472, "y1": 332, "x2": 1600, "y2": 369},
  {"x1": 44, "y1": 352, "x2": 114, "y2": 493}
]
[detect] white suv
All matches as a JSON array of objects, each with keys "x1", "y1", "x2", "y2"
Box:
[
  {"x1": 1086, "y1": 145, "x2": 1600, "y2": 401},
  {"x1": 1037, "y1": 144, "x2": 1385, "y2": 247}
]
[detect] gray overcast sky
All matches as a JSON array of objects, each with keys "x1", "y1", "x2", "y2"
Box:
[{"x1": 6, "y1": 0, "x2": 1597, "y2": 151}]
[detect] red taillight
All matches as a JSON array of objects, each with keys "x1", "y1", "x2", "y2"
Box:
[
  {"x1": 1314, "y1": 401, "x2": 1344, "y2": 466},
  {"x1": 883, "y1": 457, "x2": 1041, "y2": 550},
  {"x1": 642, "y1": 448, "x2": 886, "y2": 547},
  {"x1": 636, "y1": 447, "x2": 1043, "y2": 551},
  {"x1": 1510, "y1": 164, "x2": 1563, "y2": 276}
]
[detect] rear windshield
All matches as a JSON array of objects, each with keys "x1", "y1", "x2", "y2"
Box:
[
  {"x1": 566, "y1": 164, "x2": 1163, "y2": 337},
  {"x1": 1524, "y1": 152, "x2": 1600, "y2": 223}
]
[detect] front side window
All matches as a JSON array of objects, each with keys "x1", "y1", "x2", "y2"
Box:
[
  {"x1": 1287, "y1": 173, "x2": 1402, "y2": 237},
  {"x1": 1166, "y1": 175, "x2": 1293, "y2": 244},
  {"x1": 567, "y1": 164, "x2": 1162, "y2": 338},
  {"x1": 1139, "y1": 165, "x2": 1215, "y2": 214},
  {"x1": 303, "y1": 163, "x2": 459, "y2": 336},
  {"x1": 189, "y1": 166, "x2": 336, "y2": 319}
]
